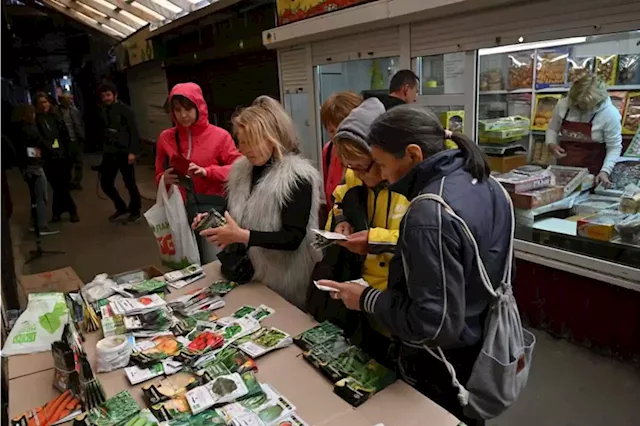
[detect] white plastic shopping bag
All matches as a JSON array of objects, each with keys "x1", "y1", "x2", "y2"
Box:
[
  {"x1": 144, "y1": 176, "x2": 200, "y2": 269},
  {"x1": 2, "y1": 293, "x2": 69, "y2": 356}
]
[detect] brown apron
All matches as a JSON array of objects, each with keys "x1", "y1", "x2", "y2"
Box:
[{"x1": 557, "y1": 109, "x2": 606, "y2": 175}]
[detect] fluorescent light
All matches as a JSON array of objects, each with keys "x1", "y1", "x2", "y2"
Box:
[
  {"x1": 119, "y1": 10, "x2": 148, "y2": 26},
  {"x1": 78, "y1": 2, "x2": 107, "y2": 18},
  {"x1": 150, "y1": 0, "x2": 182, "y2": 14},
  {"x1": 479, "y1": 37, "x2": 587, "y2": 56},
  {"x1": 132, "y1": 1, "x2": 167, "y2": 20},
  {"x1": 91, "y1": 0, "x2": 116, "y2": 10},
  {"x1": 72, "y1": 10, "x2": 99, "y2": 25},
  {"x1": 101, "y1": 23, "x2": 126, "y2": 37},
  {"x1": 109, "y1": 18, "x2": 136, "y2": 33}
]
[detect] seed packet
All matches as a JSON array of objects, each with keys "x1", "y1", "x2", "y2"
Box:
[
  {"x1": 186, "y1": 373, "x2": 249, "y2": 414},
  {"x1": 110, "y1": 294, "x2": 166, "y2": 316},
  {"x1": 149, "y1": 396, "x2": 191, "y2": 422},
  {"x1": 171, "y1": 311, "x2": 219, "y2": 336},
  {"x1": 164, "y1": 264, "x2": 204, "y2": 284},
  {"x1": 127, "y1": 279, "x2": 167, "y2": 296},
  {"x1": 167, "y1": 273, "x2": 206, "y2": 290},
  {"x1": 238, "y1": 328, "x2": 292, "y2": 358},
  {"x1": 142, "y1": 374, "x2": 200, "y2": 406},
  {"x1": 125, "y1": 359, "x2": 183, "y2": 385},
  {"x1": 194, "y1": 209, "x2": 227, "y2": 233},
  {"x1": 596, "y1": 55, "x2": 618, "y2": 86},
  {"x1": 218, "y1": 317, "x2": 261, "y2": 344},
  {"x1": 233, "y1": 305, "x2": 257, "y2": 319},
  {"x1": 175, "y1": 331, "x2": 224, "y2": 364},
  {"x1": 250, "y1": 305, "x2": 275, "y2": 322},
  {"x1": 208, "y1": 280, "x2": 238, "y2": 295},
  {"x1": 303, "y1": 335, "x2": 351, "y2": 368},
  {"x1": 130, "y1": 336, "x2": 182, "y2": 367},
  {"x1": 221, "y1": 384, "x2": 295, "y2": 426},
  {"x1": 201, "y1": 346, "x2": 258, "y2": 375},
  {"x1": 123, "y1": 307, "x2": 173, "y2": 332},
  {"x1": 294, "y1": 321, "x2": 343, "y2": 352},
  {"x1": 85, "y1": 390, "x2": 140, "y2": 426},
  {"x1": 161, "y1": 409, "x2": 227, "y2": 426}
]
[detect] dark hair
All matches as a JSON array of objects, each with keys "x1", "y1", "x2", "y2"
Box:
[
  {"x1": 389, "y1": 70, "x2": 419, "y2": 94},
  {"x1": 12, "y1": 103, "x2": 35, "y2": 124},
  {"x1": 368, "y1": 105, "x2": 490, "y2": 182},
  {"x1": 33, "y1": 92, "x2": 49, "y2": 104},
  {"x1": 98, "y1": 82, "x2": 118, "y2": 95},
  {"x1": 171, "y1": 95, "x2": 197, "y2": 111}
]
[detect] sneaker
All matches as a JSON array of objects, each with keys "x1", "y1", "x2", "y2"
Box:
[
  {"x1": 70, "y1": 213, "x2": 80, "y2": 223},
  {"x1": 29, "y1": 226, "x2": 60, "y2": 236},
  {"x1": 125, "y1": 213, "x2": 142, "y2": 224},
  {"x1": 109, "y1": 211, "x2": 128, "y2": 223}
]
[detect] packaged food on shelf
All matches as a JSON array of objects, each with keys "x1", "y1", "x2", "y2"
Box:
[
  {"x1": 622, "y1": 129, "x2": 640, "y2": 159},
  {"x1": 622, "y1": 92, "x2": 640, "y2": 135},
  {"x1": 609, "y1": 91, "x2": 628, "y2": 117},
  {"x1": 532, "y1": 94, "x2": 563, "y2": 130},
  {"x1": 615, "y1": 214, "x2": 640, "y2": 245},
  {"x1": 508, "y1": 51, "x2": 534, "y2": 89},
  {"x1": 596, "y1": 55, "x2": 619, "y2": 86},
  {"x1": 495, "y1": 169, "x2": 553, "y2": 193},
  {"x1": 620, "y1": 185, "x2": 640, "y2": 214},
  {"x1": 547, "y1": 165, "x2": 589, "y2": 196},
  {"x1": 479, "y1": 69, "x2": 504, "y2": 92},
  {"x1": 617, "y1": 54, "x2": 640, "y2": 85},
  {"x1": 535, "y1": 48, "x2": 568, "y2": 89},
  {"x1": 510, "y1": 186, "x2": 565, "y2": 210},
  {"x1": 567, "y1": 55, "x2": 594, "y2": 83},
  {"x1": 532, "y1": 139, "x2": 553, "y2": 165},
  {"x1": 577, "y1": 211, "x2": 628, "y2": 241},
  {"x1": 478, "y1": 116, "x2": 530, "y2": 144},
  {"x1": 506, "y1": 93, "x2": 533, "y2": 118},
  {"x1": 486, "y1": 154, "x2": 528, "y2": 173}
]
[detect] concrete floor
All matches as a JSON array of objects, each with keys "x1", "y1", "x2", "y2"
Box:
[{"x1": 6, "y1": 157, "x2": 640, "y2": 425}]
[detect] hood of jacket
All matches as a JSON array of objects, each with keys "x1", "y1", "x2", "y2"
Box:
[
  {"x1": 391, "y1": 150, "x2": 466, "y2": 200},
  {"x1": 169, "y1": 83, "x2": 209, "y2": 135},
  {"x1": 334, "y1": 97, "x2": 385, "y2": 154}
]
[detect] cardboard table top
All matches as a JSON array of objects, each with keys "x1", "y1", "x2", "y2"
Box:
[{"x1": 9, "y1": 262, "x2": 459, "y2": 426}]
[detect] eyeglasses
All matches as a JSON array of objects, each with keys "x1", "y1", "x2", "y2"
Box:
[{"x1": 346, "y1": 160, "x2": 374, "y2": 174}]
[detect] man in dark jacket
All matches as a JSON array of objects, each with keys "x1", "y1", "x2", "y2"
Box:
[
  {"x1": 98, "y1": 82, "x2": 141, "y2": 223},
  {"x1": 375, "y1": 69, "x2": 419, "y2": 110},
  {"x1": 35, "y1": 92, "x2": 79, "y2": 223},
  {"x1": 59, "y1": 92, "x2": 86, "y2": 189}
]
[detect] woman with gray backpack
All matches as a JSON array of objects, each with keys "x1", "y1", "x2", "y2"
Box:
[{"x1": 320, "y1": 105, "x2": 535, "y2": 425}]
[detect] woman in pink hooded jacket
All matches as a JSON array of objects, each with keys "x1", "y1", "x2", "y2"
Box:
[{"x1": 155, "y1": 83, "x2": 241, "y2": 201}]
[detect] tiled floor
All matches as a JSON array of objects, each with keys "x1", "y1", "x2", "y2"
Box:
[{"x1": 6, "y1": 157, "x2": 640, "y2": 426}]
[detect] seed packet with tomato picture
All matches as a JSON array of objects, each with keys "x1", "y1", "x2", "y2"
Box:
[{"x1": 110, "y1": 294, "x2": 166, "y2": 316}]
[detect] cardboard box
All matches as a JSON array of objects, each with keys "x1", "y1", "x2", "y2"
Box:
[
  {"x1": 577, "y1": 212, "x2": 628, "y2": 242},
  {"x1": 19, "y1": 267, "x2": 84, "y2": 302},
  {"x1": 110, "y1": 265, "x2": 164, "y2": 284},
  {"x1": 487, "y1": 155, "x2": 527, "y2": 173},
  {"x1": 511, "y1": 186, "x2": 565, "y2": 210}
]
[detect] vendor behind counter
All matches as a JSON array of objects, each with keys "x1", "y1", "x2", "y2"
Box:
[{"x1": 546, "y1": 74, "x2": 622, "y2": 187}]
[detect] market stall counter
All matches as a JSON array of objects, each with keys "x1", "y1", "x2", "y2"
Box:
[{"x1": 8, "y1": 262, "x2": 459, "y2": 426}]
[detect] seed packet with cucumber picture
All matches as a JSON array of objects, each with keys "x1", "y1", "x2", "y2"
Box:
[{"x1": 237, "y1": 328, "x2": 292, "y2": 358}]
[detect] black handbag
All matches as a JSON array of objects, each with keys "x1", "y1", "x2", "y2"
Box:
[{"x1": 217, "y1": 243, "x2": 254, "y2": 284}]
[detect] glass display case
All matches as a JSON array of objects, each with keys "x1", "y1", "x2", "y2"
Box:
[{"x1": 475, "y1": 31, "x2": 640, "y2": 268}]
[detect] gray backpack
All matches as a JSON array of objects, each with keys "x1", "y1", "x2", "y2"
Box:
[{"x1": 401, "y1": 177, "x2": 535, "y2": 420}]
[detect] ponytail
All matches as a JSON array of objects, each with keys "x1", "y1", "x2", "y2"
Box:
[{"x1": 449, "y1": 132, "x2": 490, "y2": 182}]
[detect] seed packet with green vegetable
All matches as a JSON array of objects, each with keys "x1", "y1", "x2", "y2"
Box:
[
  {"x1": 162, "y1": 409, "x2": 226, "y2": 426},
  {"x1": 303, "y1": 335, "x2": 351, "y2": 368},
  {"x1": 208, "y1": 280, "x2": 238, "y2": 295},
  {"x1": 186, "y1": 373, "x2": 249, "y2": 414},
  {"x1": 232, "y1": 305, "x2": 257, "y2": 319},
  {"x1": 238, "y1": 328, "x2": 292, "y2": 358},
  {"x1": 84, "y1": 390, "x2": 140, "y2": 426},
  {"x1": 220, "y1": 384, "x2": 295, "y2": 426},
  {"x1": 128, "y1": 279, "x2": 167, "y2": 297},
  {"x1": 122, "y1": 409, "x2": 159, "y2": 426},
  {"x1": 294, "y1": 321, "x2": 343, "y2": 352},
  {"x1": 218, "y1": 317, "x2": 261, "y2": 344},
  {"x1": 203, "y1": 346, "x2": 258, "y2": 375},
  {"x1": 250, "y1": 305, "x2": 275, "y2": 322}
]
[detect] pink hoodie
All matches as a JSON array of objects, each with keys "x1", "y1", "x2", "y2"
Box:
[{"x1": 155, "y1": 83, "x2": 241, "y2": 199}]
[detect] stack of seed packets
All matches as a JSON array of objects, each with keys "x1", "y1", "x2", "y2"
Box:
[
  {"x1": 236, "y1": 328, "x2": 293, "y2": 359},
  {"x1": 110, "y1": 294, "x2": 167, "y2": 316},
  {"x1": 125, "y1": 358, "x2": 183, "y2": 385},
  {"x1": 185, "y1": 372, "x2": 257, "y2": 414},
  {"x1": 218, "y1": 316, "x2": 261, "y2": 344},
  {"x1": 217, "y1": 305, "x2": 275, "y2": 327},
  {"x1": 219, "y1": 384, "x2": 297, "y2": 426},
  {"x1": 123, "y1": 306, "x2": 174, "y2": 335},
  {"x1": 169, "y1": 287, "x2": 225, "y2": 316},
  {"x1": 164, "y1": 264, "x2": 206, "y2": 290}
]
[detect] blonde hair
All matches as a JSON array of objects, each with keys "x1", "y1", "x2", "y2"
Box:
[
  {"x1": 232, "y1": 96, "x2": 298, "y2": 159},
  {"x1": 568, "y1": 74, "x2": 608, "y2": 111},
  {"x1": 334, "y1": 136, "x2": 371, "y2": 164},
  {"x1": 320, "y1": 92, "x2": 363, "y2": 129}
]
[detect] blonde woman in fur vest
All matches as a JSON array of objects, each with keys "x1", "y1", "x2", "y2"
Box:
[{"x1": 193, "y1": 96, "x2": 322, "y2": 309}]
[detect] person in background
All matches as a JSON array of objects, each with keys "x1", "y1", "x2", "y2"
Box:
[
  {"x1": 327, "y1": 97, "x2": 409, "y2": 362},
  {"x1": 11, "y1": 104, "x2": 59, "y2": 235},
  {"x1": 59, "y1": 92, "x2": 86, "y2": 190},
  {"x1": 319, "y1": 91, "x2": 363, "y2": 222},
  {"x1": 546, "y1": 74, "x2": 622, "y2": 187},
  {"x1": 155, "y1": 83, "x2": 241, "y2": 200},
  {"x1": 34, "y1": 92, "x2": 79, "y2": 223},
  {"x1": 321, "y1": 105, "x2": 513, "y2": 426},
  {"x1": 376, "y1": 70, "x2": 420, "y2": 110},
  {"x1": 98, "y1": 82, "x2": 142, "y2": 224},
  {"x1": 194, "y1": 96, "x2": 321, "y2": 310}
]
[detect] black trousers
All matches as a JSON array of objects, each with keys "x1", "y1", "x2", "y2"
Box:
[
  {"x1": 44, "y1": 159, "x2": 77, "y2": 217},
  {"x1": 100, "y1": 153, "x2": 141, "y2": 215},
  {"x1": 71, "y1": 140, "x2": 84, "y2": 186},
  {"x1": 397, "y1": 342, "x2": 485, "y2": 426}
]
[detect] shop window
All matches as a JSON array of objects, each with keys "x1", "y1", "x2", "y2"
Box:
[
  {"x1": 476, "y1": 31, "x2": 640, "y2": 268},
  {"x1": 315, "y1": 57, "x2": 398, "y2": 142},
  {"x1": 417, "y1": 53, "x2": 466, "y2": 95}
]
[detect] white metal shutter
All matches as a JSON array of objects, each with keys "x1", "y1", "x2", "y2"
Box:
[
  {"x1": 279, "y1": 47, "x2": 309, "y2": 94},
  {"x1": 410, "y1": 0, "x2": 640, "y2": 57},
  {"x1": 312, "y1": 26, "x2": 400, "y2": 65},
  {"x1": 127, "y1": 62, "x2": 171, "y2": 143}
]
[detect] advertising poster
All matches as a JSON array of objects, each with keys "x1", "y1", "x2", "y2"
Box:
[{"x1": 277, "y1": 0, "x2": 373, "y2": 26}]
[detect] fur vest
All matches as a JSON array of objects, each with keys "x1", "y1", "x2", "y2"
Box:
[{"x1": 226, "y1": 155, "x2": 322, "y2": 309}]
